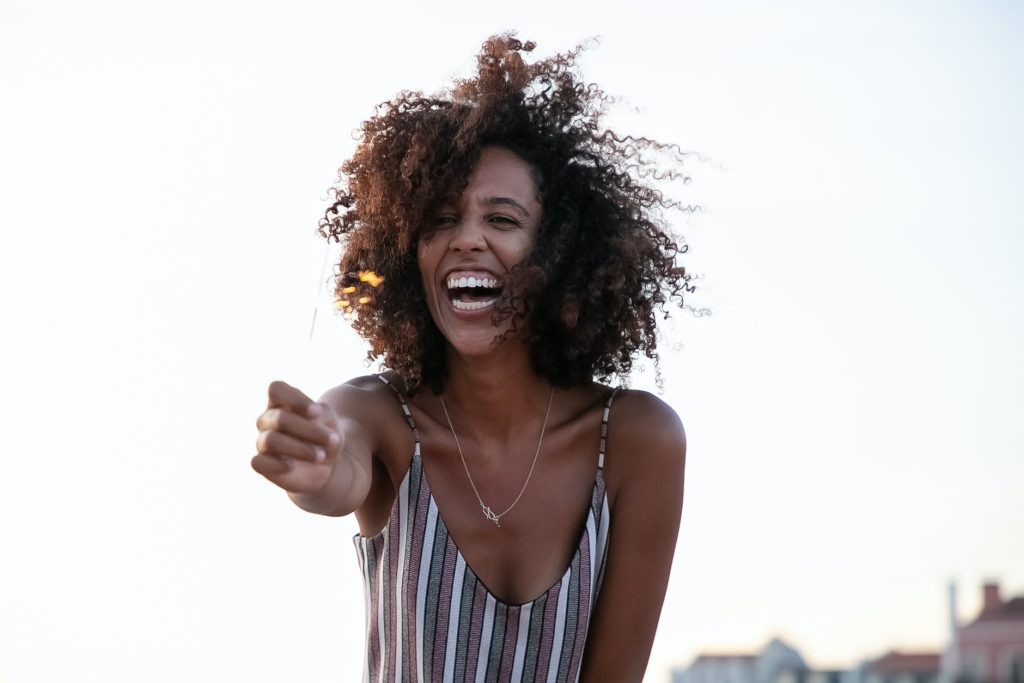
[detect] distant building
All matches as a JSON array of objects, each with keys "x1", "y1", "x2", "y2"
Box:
[
  {"x1": 776, "y1": 669, "x2": 849, "y2": 683},
  {"x1": 860, "y1": 651, "x2": 940, "y2": 683},
  {"x1": 941, "y1": 581, "x2": 1024, "y2": 683},
  {"x1": 673, "y1": 653, "x2": 757, "y2": 683},
  {"x1": 672, "y1": 638, "x2": 809, "y2": 683}
]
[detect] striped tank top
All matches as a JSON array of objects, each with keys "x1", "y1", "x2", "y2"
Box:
[{"x1": 353, "y1": 378, "x2": 617, "y2": 682}]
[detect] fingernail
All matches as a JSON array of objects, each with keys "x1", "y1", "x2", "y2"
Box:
[
  {"x1": 307, "y1": 404, "x2": 322, "y2": 418},
  {"x1": 328, "y1": 432, "x2": 340, "y2": 447},
  {"x1": 315, "y1": 447, "x2": 325, "y2": 462}
]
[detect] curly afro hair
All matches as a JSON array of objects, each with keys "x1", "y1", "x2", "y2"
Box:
[{"x1": 318, "y1": 34, "x2": 697, "y2": 395}]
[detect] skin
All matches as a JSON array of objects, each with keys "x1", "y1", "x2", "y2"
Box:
[{"x1": 253, "y1": 146, "x2": 686, "y2": 682}]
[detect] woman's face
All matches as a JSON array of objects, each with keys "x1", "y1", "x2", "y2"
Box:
[{"x1": 417, "y1": 146, "x2": 543, "y2": 358}]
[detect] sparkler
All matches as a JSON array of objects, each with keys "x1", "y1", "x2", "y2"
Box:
[
  {"x1": 358, "y1": 270, "x2": 384, "y2": 287},
  {"x1": 333, "y1": 270, "x2": 384, "y2": 319},
  {"x1": 308, "y1": 239, "x2": 384, "y2": 341}
]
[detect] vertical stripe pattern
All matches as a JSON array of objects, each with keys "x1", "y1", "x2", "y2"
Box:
[{"x1": 354, "y1": 379, "x2": 617, "y2": 682}]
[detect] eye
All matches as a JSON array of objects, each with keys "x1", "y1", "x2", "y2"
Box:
[
  {"x1": 487, "y1": 213, "x2": 521, "y2": 228},
  {"x1": 419, "y1": 215, "x2": 455, "y2": 244},
  {"x1": 433, "y1": 213, "x2": 458, "y2": 228}
]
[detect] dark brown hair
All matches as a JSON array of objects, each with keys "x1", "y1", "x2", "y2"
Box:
[{"x1": 319, "y1": 34, "x2": 697, "y2": 394}]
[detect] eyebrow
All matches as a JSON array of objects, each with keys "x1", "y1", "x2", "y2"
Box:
[{"x1": 481, "y1": 196, "x2": 532, "y2": 218}]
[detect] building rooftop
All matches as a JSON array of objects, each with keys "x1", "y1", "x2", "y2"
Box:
[
  {"x1": 691, "y1": 654, "x2": 758, "y2": 664},
  {"x1": 867, "y1": 651, "x2": 941, "y2": 674},
  {"x1": 974, "y1": 596, "x2": 1024, "y2": 623}
]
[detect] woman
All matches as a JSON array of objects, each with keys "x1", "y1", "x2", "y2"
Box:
[{"x1": 253, "y1": 35, "x2": 690, "y2": 682}]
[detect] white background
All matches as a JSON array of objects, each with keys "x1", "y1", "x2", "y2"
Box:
[{"x1": 2, "y1": 1, "x2": 1022, "y2": 681}]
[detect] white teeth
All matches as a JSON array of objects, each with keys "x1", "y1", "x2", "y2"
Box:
[
  {"x1": 451, "y1": 298, "x2": 497, "y2": 311},
  {"x1": 446, "y1": 275, "x2": 499, "y2": 289}
]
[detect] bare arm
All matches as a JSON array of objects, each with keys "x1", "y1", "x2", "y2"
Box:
[
  {"x1": 580, "y1": 392, "x2": 686, "y2": 682},
  {"x1": 252, "y1": 380, "x2": 378, "y2": 517}
]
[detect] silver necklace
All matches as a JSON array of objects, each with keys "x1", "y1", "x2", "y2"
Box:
[{"x1": 439, "y1": 388, "x2": 555, "y2": 527}]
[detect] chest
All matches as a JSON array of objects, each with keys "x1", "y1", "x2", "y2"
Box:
[
  {"x1": 373, "y1": 404, "x2": 608, "y2": 605},
  {"x1": 352, "y1": 448, "x2": 610, "y2": 682}
]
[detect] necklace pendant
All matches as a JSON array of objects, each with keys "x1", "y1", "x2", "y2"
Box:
[
  {"x1": 481, "y1": 505, "x2": 501, "y2": 527},
  {"x1": 440, "y1": 390, "x2": 553, "y2": 531}
]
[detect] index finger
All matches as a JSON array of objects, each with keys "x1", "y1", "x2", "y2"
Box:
[{"x1": 267, "y1": 380, "x2": 315, "y2": 414}]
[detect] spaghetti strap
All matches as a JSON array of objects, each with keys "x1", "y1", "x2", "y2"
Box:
[
  {"x1": 376, "y1": 374, "x2": 421, "y2": 454},
  {"x1": 598, "y1": 387, "x2": 620, "y2": 470}
]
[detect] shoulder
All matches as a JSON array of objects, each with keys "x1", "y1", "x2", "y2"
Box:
[
  {"x1": 318, "y1": 372, "x2": 415, "y2": 402},
  {"x1": 318, "y1": 373, "x2": 418, "y2": 476},
  {"x1": 316, "y1": 374, "x2": 409, "y2": 435},
  {"x1": 604, "y1": 388, "x2": 686, "y2": 500},
  {"x1": 608, "y1": 388, "x2": 686, "y2": 461},
  {"x1": 318, "y1": 373, "x2": 389, "y2": 408}
]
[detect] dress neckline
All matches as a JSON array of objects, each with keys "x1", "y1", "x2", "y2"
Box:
[
  {"x1": 355, "y1": 376, "x2": 616, "y2": 607},
  {"x1": 419, "y1": 452, "x2": 602, "y2": 607}
]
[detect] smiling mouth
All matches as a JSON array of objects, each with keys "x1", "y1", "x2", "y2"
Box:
[{"x1": 446, "y1": 274, "x2": 501, "y2": 311}]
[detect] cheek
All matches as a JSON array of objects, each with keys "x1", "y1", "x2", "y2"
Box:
[
  {"x1": 506, "y1": 232, "x2": 538, "y2": 265},
  {"x1": 417, "y1": 235, "x2": 439, "y2": 255}
]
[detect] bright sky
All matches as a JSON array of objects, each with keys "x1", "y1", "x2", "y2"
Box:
[{"x1": 2, "y1": 1, "x2": 1023, "y2": 681}]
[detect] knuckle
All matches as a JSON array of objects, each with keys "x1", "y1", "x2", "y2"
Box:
[
  {"x1": 267, "y1": 380, "x2": 289, "y2": 403},
  {"x1": 259, "y1": 430, "x2": 286, "y2": 454},
  {"x1": 263, "y1": 409, "x2": 281, "y2": 430},
  {"x1": 251, "y1": 454, "x2": 273, "y2": 476}
]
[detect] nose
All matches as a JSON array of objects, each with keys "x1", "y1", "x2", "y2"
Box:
[{"x1": 448, "y1": 217, "x2": 487, "y2": 252}]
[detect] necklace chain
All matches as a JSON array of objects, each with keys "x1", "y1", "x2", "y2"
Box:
[{"x1": 439, "y1": 388, "x2": 555, "y2": 528}]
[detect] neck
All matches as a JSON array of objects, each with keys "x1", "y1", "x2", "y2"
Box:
[{"x1": 441, "y1": 340, "x2": 551, "y2": 443}]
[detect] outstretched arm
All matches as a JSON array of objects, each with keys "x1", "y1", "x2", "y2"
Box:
[{"x1": 252, "y1": 380, "x2": 377, "y2": 517}]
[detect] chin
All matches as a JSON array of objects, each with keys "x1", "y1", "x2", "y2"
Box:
[
  {"x1": 445, "y1": 333, "x2": 505, "y2": 359},
  {"x1": 443, "y1": 322, "x2": 528, "y2": 359}
]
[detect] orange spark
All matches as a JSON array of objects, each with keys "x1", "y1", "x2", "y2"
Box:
[{"x1": 358, "y1": 270, "x2": 384, "y2": 287}]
